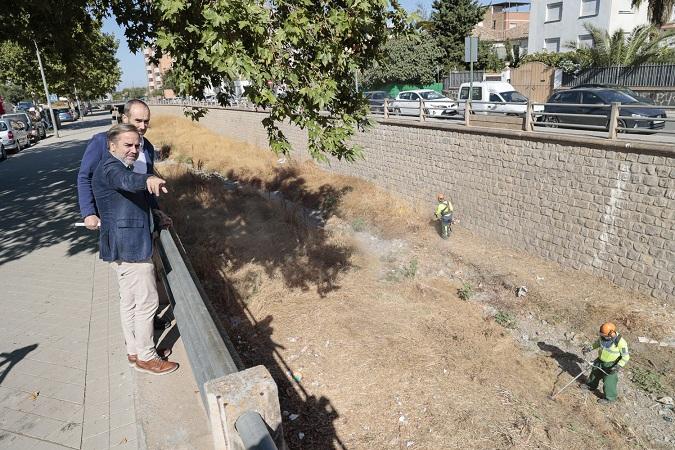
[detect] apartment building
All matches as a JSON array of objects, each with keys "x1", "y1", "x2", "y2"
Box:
[
  {"x1": 527, "y1": 0, "x2": 649, "y2": 54},
  {"x1": 143, "y1": 47, "x2": 173, "y2": 93},
  {"x1": 474, "y1": 1, "x2": 531, "y2": 58}
]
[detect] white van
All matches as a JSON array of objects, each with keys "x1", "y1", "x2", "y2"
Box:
[{"x1": 457, "y1": 81, "x2": 531, "y2": 115}]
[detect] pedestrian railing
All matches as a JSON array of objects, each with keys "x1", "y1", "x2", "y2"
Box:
[
  {"x1": 150, "y1": 98, "x2": 675, "y2": 146},
  {"x1": 156, "y1": 228, "x2": 284, "y2": 450}
]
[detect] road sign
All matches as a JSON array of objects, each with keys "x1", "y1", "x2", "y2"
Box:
[{"x1": 464, "y1": 36, "x2": 478, "y2": 63}]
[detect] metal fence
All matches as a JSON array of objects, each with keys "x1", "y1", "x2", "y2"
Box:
[
  {"x1": 562, "y1": 64, "x2": 675, "y2": 88},
  {"x1": 152, "y1": 98, "x2": 675, "y2": 146},
  {"x1": 443, "y1": 71, "x2": 486, "y2": 89},
  {"x1": 364, "y1": 98, "x2": 675, "y2": 145}
]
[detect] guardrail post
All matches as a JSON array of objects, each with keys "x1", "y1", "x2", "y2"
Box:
[
  {"x1": 523, "y1": 101, "x2": 533, "y2": 132},
  {"x1": 608, "y1": 101, "x2": 620, "y2": 139},
  {"x1": 205, "y1": 365, "x2": 285, "y2": 450},
  {"x1": 383, "y1": 98, "x2": 389, "y2": 119},
  {"x1": 464, "y1": 101, "x2": 471, "y2": 127},
  {"x1": 419, "y1": 99, "x2": 425, "y2": 121}
]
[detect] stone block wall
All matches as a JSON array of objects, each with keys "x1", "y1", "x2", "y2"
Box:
[{"x1": 151, "y1": 105, "x2": 675, "y2": 301}]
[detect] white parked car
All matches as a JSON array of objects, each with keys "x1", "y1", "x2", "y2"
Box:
[
  {"x1": 0, "y1": 117, "x2": 30, "y2": 158},
  {"x1": 390, "y1": 90, "x2": 457, "y2": 117},
  {"x1": 456, "y1": 81, "x2": 541, "y2": 116}
]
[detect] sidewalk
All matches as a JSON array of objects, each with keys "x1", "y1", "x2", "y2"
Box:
[{"x1": 0, "y1": 117, "x2": 138, "y2": 449}]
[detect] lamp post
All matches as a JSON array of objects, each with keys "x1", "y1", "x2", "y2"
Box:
[
  {"x1": 33, "y1": 40, "x2": 59, "y2": 138},
  {"x1": 74, "y1": 86, "x2": 82, "y2": 120}
]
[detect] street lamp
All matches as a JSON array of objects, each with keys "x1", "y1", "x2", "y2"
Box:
[{"x1": 33, "y1": 40, "x2": 59, "y2": 138}]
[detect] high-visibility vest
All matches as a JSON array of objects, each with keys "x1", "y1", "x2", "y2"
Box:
[
  {"x1": 435, "y1": 200, "x2": 453, "y2": 218},
  {"x1": 593, "y1": 336, "x2": 630, "y2": 367}
]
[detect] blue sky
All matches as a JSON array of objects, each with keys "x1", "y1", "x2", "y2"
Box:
[{"x1": 107, "y1": 0, "x2": 500, "y2": 89}]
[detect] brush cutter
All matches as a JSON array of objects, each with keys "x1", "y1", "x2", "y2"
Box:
[{"x1": 550, "y1": 360, "x2": 609, "y2": 399}]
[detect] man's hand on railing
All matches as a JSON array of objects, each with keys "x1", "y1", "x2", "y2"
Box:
[{"x1": 154, "y1": 209, "x2": 173, "y2": 228}]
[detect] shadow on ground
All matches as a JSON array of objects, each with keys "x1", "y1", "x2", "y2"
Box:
[
  {"x1": 0, "y1": 119, "x2": 107, "y2": 266},
  {"x1": 0, "y1": 344, "x2": 38, "y2": 385},
  {"x1": 159, "y1": 169, "x2": 350, "y2": 449},
  {"x1": 537, "y1": 342, "x2": 586, "y2": 377}
]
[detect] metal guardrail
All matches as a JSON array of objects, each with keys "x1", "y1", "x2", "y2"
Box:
[
  {"x1": 150, "y1": 98, "x2": 675, "y2": 145},
  {"x1": 156, "y1": 228, "x2": 280, "y2": 450}
]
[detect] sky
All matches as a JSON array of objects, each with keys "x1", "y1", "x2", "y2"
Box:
[
  {"x1": 102, "y1": 17, "x2": 146, "y2": 90},
  {"x1": 106, "y1": 0, "x2": 506, "y2": 89}
]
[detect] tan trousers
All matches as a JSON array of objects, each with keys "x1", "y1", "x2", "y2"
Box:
[{"x1": 112, "y1": 259, "x2": 159, "y2": 361}]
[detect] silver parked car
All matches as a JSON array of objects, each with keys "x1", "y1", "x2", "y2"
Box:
[
  {"x1": 0, "y1": 118, "x2": 30, "y2": 157},
  {"x1": 2, "y1": 112, "x2": 46, "y2": 143}
]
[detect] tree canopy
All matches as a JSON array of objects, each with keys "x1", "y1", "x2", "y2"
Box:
[
  {"x1": 2, "y1": 0, "x2": 407, "y2": 160},
  {"x1": 631, "y1": 0, "x2": 675, "y2": 27},
  {"x1": 430, "y1": 0, "x2": 485, "y2": 69},
  {"x1": 523, "y1": 23, "x2": 675, "y2": 72},
  {"x1": 578, "y1": 23, "x2": 675, "y2": 67},
  {"x1": 0, "y1": 5, "x2": 121, "y2": 102},
  {"x1": 362, "y1": 36, "x2": 446, "y2": 86},
  {"x1": 109, "y1": 0, "x2": 409, "y2": 161}
]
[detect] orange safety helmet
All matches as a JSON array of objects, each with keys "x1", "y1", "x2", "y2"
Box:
[
  {"x1": 437, "y1": 193, "x2": 445, "y2": 201},
  {"x1": 599, "y1": 322, "x2": 617, "y2": 338}
]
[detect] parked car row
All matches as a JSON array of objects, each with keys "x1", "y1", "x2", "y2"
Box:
[{"x1": 364, "y1": 81, "x2": 665, "y2": 134}]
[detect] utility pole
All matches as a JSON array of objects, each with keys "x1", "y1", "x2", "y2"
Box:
[
  {"x1": 34, "y1": 40, "x2": 59, "y2": 138},
  {"x1": 74, "y1": 86, "x2": 82, "y2": 120}
]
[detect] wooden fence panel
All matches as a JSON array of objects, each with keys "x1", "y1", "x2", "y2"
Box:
[{"x1": 510, "y1": 62, "x2": 555, "y2": 103}]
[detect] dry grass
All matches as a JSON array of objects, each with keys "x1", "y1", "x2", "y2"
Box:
[
  {"x1": 150, "y1": 115, "x2": 674, "y2": 449},
  {"x1": 157, "y1": 167, "x2": 636, "y2": 449},
  {"x1": 146, "y1": 116, "x2": 423, "y2": 239}
]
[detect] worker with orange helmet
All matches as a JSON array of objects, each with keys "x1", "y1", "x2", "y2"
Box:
[
  {"x1": 582, "y1": 322, "x2": 630, "y2": 404},
  {"x1": 434, "y1": 193, "x2": 454, "y2": 239}
]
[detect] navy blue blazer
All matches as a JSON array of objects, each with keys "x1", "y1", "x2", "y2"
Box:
[
  {"x1": 92, "y1": 154, "x2": 155, "y2": 262},
  {"x1": 78, "y1": 131, "x2": 157, "y2": 218}
]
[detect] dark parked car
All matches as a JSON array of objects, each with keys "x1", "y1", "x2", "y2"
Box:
[
  {"x1": 364, "y1": 90, "x2": 389, "y2": 113},
  {"x1": 571, "y1": 83, "x2": 654, "y2": 105},
  {"x1": 542, "y1": 88, "x2": 666, "y2": 132}
]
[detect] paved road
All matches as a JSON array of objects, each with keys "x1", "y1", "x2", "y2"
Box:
[{"x1": 0, "y1": 115, "x2": 139, "y2": 450}]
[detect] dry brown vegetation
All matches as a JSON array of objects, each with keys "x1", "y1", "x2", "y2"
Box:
[
  {"x1": 147, "y1": 116, "x2": 674, "y2": 449},
  {"x1": 148, "y1": 116, "x2": 421, "y2": 239}
]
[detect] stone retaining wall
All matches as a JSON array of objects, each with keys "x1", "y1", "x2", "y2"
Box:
[{"x1": 150, "y1": 105, "x2": 675, "y2": 302}]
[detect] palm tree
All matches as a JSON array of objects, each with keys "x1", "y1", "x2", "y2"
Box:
[
  {"x1": 577, "y1": 23, "x2": 675, "y2": 67},
  {"x1": 631, "y1": 0, "x2": 675, "y2": 27}
]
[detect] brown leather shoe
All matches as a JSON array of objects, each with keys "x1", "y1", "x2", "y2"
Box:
[
  {"x1": 135, "y1": 358, "x2": 178, "y2": 375},
  {"x1": 127, "y1": 348, "x2": 172, "y2": 367}
]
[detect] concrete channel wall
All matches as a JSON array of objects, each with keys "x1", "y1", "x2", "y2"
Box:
[{"x1": 150, "y1": 105, "x2": 675, "y2": 302}]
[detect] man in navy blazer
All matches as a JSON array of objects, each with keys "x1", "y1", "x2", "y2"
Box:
[
  {"x1": 78, "y1": 99, "x2": 171, "y2": 331},
  {"x1": 93, "y1": 123, "x2": 178, "y2": 376},
  {"x1": 78, "y1": 99, "x2": 170, "y2": 229}
]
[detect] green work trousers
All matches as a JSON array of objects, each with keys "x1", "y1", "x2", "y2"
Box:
[
  {"x1": 587, "y1": 360, "x2": 619, "y2": 401},
  {"x1": 439, "y1": 214, "x2": 452, "y2": 239}
]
